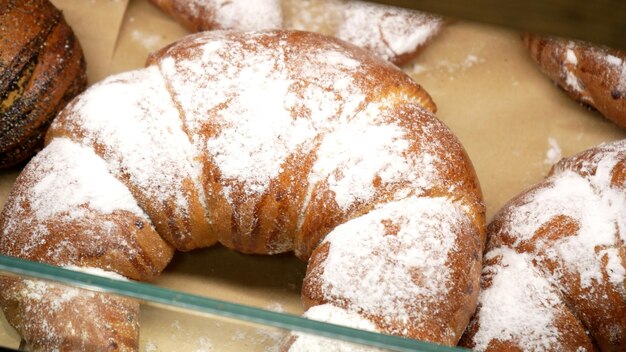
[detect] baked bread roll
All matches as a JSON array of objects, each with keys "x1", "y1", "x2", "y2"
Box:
[
  {"x1": 0, "y1": 30, "x2": 484, "y2": 350},
  {"x1": 460, "y1": 140, "x2": 626, "y2": 351},
  {"x1": 523, "y1": 34, "x2": 626, "y2": 128},
  {"x1": 148, "y1": 0, "x2": 444, "y2": 66},
  {"x1": 0, "y1": 0, "x2": 87, "y2": 168}
]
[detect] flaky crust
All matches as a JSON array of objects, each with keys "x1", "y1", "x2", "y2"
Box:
[
  {"x1": 522, "y1": 34, "x2": 626, "y2": 129},
  {"x1": 0, "y1": 0, "x2": 87, "y2": 168},
  {"x1": 460, "y1": 140, "x2": 626, "y2": 351},
  {"x1": 147, "y1": 0, "x2": 444, "y2": 66},
  {"x1": 1, "y1": 30, "x2": 484, "y2": 350}
]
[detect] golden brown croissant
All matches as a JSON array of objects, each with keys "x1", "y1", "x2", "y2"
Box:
[
  {"x1": 523, "y1": 34, "x2": 626, "y2": 129},
  {"x1": 0, "y1": 30, "x2": 484, "y2": 351},
  {"x1": 0, "y1": 0, "x2": 87, "y2": 168},
  {"x1": 148, "y1": 0, "x2": 444, "y2": 66},
  {"x1": 460, "y1": 140, "x2": 626, "y2": 351}
]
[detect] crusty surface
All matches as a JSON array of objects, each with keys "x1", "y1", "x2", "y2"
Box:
[
  {"x1": 0, "y1": 0, "x2": 87, "y2": 168},
  {"x1": 523, "y1": 34, "x2": 626, "y2": 129},
  {"x1": 1, "y1": 30, "x2": 484, "y2": 350},
  {"x1": 460, "y1": 140, "x2": 626, "y2": 351},
  {"x1": 147, "y1": 0, "x2": 444, "y2": 66},
  {"x1": 0, "y1": 276, "x2": 140, "y2": 352}
]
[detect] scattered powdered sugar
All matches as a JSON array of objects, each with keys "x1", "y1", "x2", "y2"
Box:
[
  {"x1": 187, "y1": 0, "x2": 281, "y2": 31},
  {"x1": 287, "y1": 304, "x2": 383, "y2": 352},
  {"x1": 423, "y1": 54, "x2": 485, "y2": 77},
  {"x1": 471, "y1": 248, "x2": 562, "y2": 351},
  {"x1": 319, "y1": 196, "x2": 464, "y2": 324},
  {"x1": 283, "y1": 0, "x2": 344, "y2": 34},
  {"x1": 131, "y1": 30, "x2": 164, "y2": 52},
  {"x1": 194, "y1": 336, "x2": 213, "y2": 352},
  {"x1": 145, "y1": 340, "x2": 158, "y2": 352},
  {"x1": 28, "y1": 138, "x2": 145, "y2": 221},
  {"x1": 544, "y1": 137, "x2": 562, "y2": 165},
  {"x1": 265, "y1": 302, "x2": 285, "y2": 313},
  {"x1": 57, "y1": 66, "x2": 205, "y2": 221},
  {"x1": 336, "y1": 2, "x2": 442, "y2": 62},
  {"x1": 410, "y1": 63, "x2": 427, "y2": 74},
  {"x1": 504, "y1": 152, "x2": 626, "y2": 289}
]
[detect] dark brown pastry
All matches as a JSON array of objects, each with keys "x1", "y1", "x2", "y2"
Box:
[{"x1": 0, "y1": 0, "x2": 87, "y2": 168}]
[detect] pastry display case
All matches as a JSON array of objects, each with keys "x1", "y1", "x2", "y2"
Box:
[{"x1": 1, "y1": 0, "x2": 624, "y2": 351}]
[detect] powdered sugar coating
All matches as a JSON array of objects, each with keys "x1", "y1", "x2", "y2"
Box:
[
  {"x1": 317, "y1": 196, "x2": 465, "y2": 327},
  {"x1": 601, "y1": 53, "x2": 626, "y2": 93},
  {"x1": 0, "y1": 138, "x2": 148, "y2": 260},
  {"x1": 156, "y1": 0, "x2": 443, "y2": 64},
  {"x1": 157, "y1": 31, "x2": 433, "y2": 207},
  {"x1": 563, "y1": 42, "x2": 584, "y2": 93},
  {"x1": 52, "y1": 66, "x2": 205, "y2": 221},
  {"x1": 501, "y1": 151, "x2": 626, "y2": 290},
  {"x1": 5, "y1": 278, "x2": 138, "y2": 351},
  {"x1": 337, "y1": 2, "x2": 443, "y2": 62},
  {"x1": 470, "y1": 248, "x2": 564, "y2": 351},
  {"x1": 466, "y1": 140, "x2": 626, "y2": 350},
  {"x1": 12, "y1": 138, "x2": 145, "y2": 223},
  {"x1": 308, "y1": 101, "x2": 441, "y2": 211}
]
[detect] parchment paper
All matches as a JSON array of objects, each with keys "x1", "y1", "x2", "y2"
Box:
[{"x1": 2, "y1": 0, "x2": 625, "y2": 350}]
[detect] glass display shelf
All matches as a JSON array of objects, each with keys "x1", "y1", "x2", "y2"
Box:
[{"x1": 0, "y1": 254, "x2": 466, "y2": 352}]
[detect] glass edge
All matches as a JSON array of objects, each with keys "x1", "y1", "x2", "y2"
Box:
[{"x1": 0, "y1": 254, "x2": 466, "y2": 352}]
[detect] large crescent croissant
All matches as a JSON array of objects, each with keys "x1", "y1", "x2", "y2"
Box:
[
  {"x1": 0, "y1": 30, "x2": 485, "y2": 351},
  {"x1": 460, "y1": 140, "x2": 626, "y2": 351}
]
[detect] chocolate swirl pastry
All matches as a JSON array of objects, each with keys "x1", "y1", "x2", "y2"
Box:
[{"x1": 0, "y1": 0, "x2": 87, "y2": 168}]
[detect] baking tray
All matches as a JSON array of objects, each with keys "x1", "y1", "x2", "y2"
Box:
[{"x1": 0, "y1": 254, "x2": 459, "y2": 351}]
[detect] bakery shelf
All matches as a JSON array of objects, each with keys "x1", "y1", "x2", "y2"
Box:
[{"x1": 0, "y1": 254, "x2": 465, "y2": 352}]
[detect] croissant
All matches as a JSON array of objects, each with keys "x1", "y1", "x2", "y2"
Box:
[
  {"x1": 0, "y1": 0, "x2": 87, "y2": 168},
  {"x1": 460, "y1": 140, "x2": 626, "y2": 351},
  {"x1": 0, "y1": 30, "x2": 485, "y2": 351},
  {"x1": 148, "y1": 0, "x2": 444, "y2": 66},
  {"x1": 522, "y1": 34, "x2": 626, "y2": 128}
]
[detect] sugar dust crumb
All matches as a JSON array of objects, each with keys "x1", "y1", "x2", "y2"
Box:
[
  {"x1": 131, "y1": 30, "x2": 163, "y2": 52},
  {"x1": 145, "y1": 340, "x2": 157, "y2": 352},
  {"x1": 194, "y1": 337, "x2": 213, "y2": 352},
  {"x1": 544, "y1": 137, "x2": 562, "y2": 165},
  {"x1": 265, "y1": 302, "x2": 285, "y2": 313}
]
